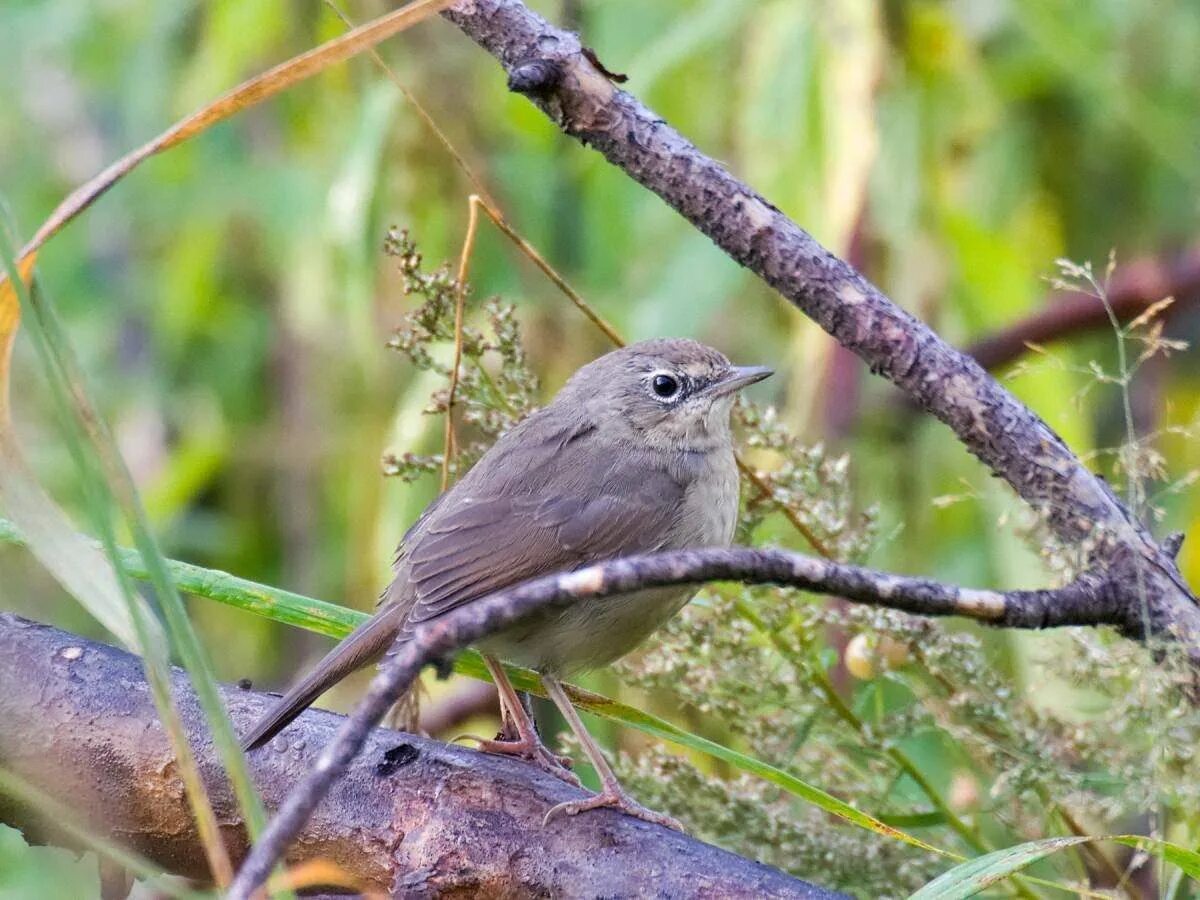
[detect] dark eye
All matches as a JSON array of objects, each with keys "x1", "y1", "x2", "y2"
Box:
[{"x1": 651, "y1": 373, "x2": 680, "y2": 399}]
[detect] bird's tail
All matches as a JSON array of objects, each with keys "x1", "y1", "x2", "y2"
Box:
[{"x1": 240, "y1": 604, "x2": 410, "y2": 751}]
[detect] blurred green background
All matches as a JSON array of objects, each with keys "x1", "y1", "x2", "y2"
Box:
[{"x1": 1, "y1": 0, "x2": 1199, "y2": 896}]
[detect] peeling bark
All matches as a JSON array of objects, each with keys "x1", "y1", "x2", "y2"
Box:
[{"x1": 0, "y1": 613, "x2": 837, "y2": 898}]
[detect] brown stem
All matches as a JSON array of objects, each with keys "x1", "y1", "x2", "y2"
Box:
[
  {"x1": 966, "y1": 245, "x2": 1200, "y2": 371},
  {"x1": 417, "y1": 677, "x2": 498, "y2": 735}
]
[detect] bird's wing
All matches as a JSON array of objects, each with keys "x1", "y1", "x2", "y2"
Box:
[{"x1": 402, "y1": 448, "x2": 687, "y2": 627}]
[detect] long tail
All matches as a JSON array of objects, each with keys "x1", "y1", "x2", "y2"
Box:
[{"x1": 240, "y1": 604, "x2": 408, "y2": 751}]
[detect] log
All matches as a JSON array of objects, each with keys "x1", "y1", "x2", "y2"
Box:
[{"x1": 0, "y1": 613, "x2": 840, "y2": 898}]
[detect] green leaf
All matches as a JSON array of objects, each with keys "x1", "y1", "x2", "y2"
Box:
[
  {"x1": 912, "y1": 834, "x2": 1200, "y2": 899},
  {"x1": 880, "y1": 810, "x2": 950, "y2": 829}
]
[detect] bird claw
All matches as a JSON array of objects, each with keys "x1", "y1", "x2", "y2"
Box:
[
  {"x1": 543, "y1": 788, "x2": 685, "y2": 831},
  {"x1": 453, "y1": 732, "x2": 581, "y2": 787}
]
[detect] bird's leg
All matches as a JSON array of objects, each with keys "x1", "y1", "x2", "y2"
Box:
[
  {"x1": 458, "y1": 655, "x2": 579, "y2": 786},
  {"x1": 494, "y1": 683, "x2": 533, "y2": 743},
  {"x1": 513, "y1": 689, "x2": 538, "y2": 740},
  {"x1": 540, "y1": 676, "x2": 684, "y2": 831}
]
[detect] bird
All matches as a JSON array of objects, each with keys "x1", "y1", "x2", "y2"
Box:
[{"x1": 240, "y1": 337, "x2": 772, "y2": 828}]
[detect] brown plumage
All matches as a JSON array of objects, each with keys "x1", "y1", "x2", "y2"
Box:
[{"x1": 241, "y1": 338, "x2": 771, "y2": 828}]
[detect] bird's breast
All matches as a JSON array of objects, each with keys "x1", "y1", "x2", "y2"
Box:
[
  {"x1": 669, "y1": 448, "x2": 740, "y2": 549},
  {"x1": 477, "y1": 584, "x2": 696, "y2": 675},
  {"x1": 478, "y1": 449, "x2": 741, "y2": 674}
]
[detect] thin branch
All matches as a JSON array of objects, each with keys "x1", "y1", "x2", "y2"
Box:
[
  {"x1": 966, "y1": 244, "x2": 1200, "y2": 371},
  {"x1": 226, "y1": 545, "x2": 1119, "y2": 896},
  {"x1": 0, "y1": 613, "x2": 835, "y2": 900},
  {"x1": 417, "y1": 677, "x2": 498, "y2": 734},
  {"x1": 441, "y1": 194, "x2": 479, "y2": 489},
  {"x1": 432, "y1": 0, "x2": 1196, "y2": 659}
]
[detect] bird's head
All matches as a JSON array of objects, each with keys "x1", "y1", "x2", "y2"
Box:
[{"x1": 557, "y1": 338, "x2": 773, "y2": 452}]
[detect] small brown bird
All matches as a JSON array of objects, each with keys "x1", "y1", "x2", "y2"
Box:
[{"x1": 241, "y1": 338, "x2": 771, "y2": 828}]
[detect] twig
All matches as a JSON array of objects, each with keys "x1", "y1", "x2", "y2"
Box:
[
  {"x1": 227, "y1": 546, "x2": 1121, "y2": 896},
  {"x1": 469, "y1": 198, "x2": 626, "y2": 346},
  {"x1": 441, "y1": 194, "x2": 480, "y2": 489},
  {"x1": 322, "y1": 0, "x2": 499, "y2": 207},
  {"x1": 435, "y1": 0, "x2": 1197, "y2": 665},
  {"x1": 417, "y1": 678, "x2": 498, "y2": 734},
  {"x1": 738, "y1": 459, "x2": 836, "y2": 559},
  {"x1": 966, "y1": 245, "x2": 1200, "y2": 371}
]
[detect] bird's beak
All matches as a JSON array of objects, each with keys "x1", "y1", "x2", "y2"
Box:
[{"x1": 708, "y1": 365, "x2": 774, "y2": 399}]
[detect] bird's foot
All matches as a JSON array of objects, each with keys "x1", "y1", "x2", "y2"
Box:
[
  {"x1": 543, "y1": 786, "x2": 685, "y2": 831},
  {"x1": 454, "y1": 732, "x2": 581, "y2": 787}
]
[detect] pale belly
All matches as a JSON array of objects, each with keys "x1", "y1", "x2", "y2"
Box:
[
  {"x1": 476, "y1": 584, "x2": 695, "y2": 675},
  {"x1": 474, "y1": 449, "x2": 738, "y2": 675}
]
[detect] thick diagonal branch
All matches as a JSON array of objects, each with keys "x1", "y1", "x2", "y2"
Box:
[
  {"x1": 0, "y1": 613, "x2": 835, "y2": 899},
  {"x1": 228, "y1": 546, "x2": 1121, "y2": 896},
  {"x1": 434, "y1": 0, "x2": 1197, "y2": 654}
]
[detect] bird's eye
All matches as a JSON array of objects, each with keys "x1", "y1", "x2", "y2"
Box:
[{"x1": 651, "y1": 373, "x2": 680, "y2": 399}]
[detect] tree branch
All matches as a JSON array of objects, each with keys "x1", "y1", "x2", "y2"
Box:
[
  {"x1": 0, "y1": 612, "x2": 836, "y2": 899},
  {"x1": 432, "y1": 0, "x2": 1196, "y2": 656},
  {"x1": 966, "y1": 244, "x2": 1200, "y2": 371},
  {"x1": 226, "y1": 0, "x2": 1199, "y2": 888},
  {"x1": 227, "y1": 545, "x2": 1122, "y2": 896}
]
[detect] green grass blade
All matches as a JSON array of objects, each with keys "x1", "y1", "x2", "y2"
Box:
[
  {"x1": 912, "y1": 835, "x2": 1200, "y2": 899},
  {"x1": 0, "y1": 516, "x2": 946, "y2": 857},
  {"x1": 0, "y1": 234, "x2": 240, "y2": 883},
  {"x1": 0, "y1": 518, "x2": 363, "y2": 638},
  {"x1": 11, "y1": 271, "x2": 269, "y2": 844}
]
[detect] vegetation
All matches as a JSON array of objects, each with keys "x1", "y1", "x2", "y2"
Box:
[{"x1": 1, "y1": 1, "x2": 1199, "y2": 897}]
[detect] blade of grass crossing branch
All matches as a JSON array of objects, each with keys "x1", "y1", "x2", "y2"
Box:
[
  {"x1": 0, "y1": 233, "x2": 234, "y2": 883},
  {"x1": 911, "y1": 835, "x2": 1200, "y2": 899},
  {"x1": 0, "y1": 515, "x2": 950, "y2": 860},
  {"x1": 16, "y1": 274, "x2": 271, "y2": 841}
]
